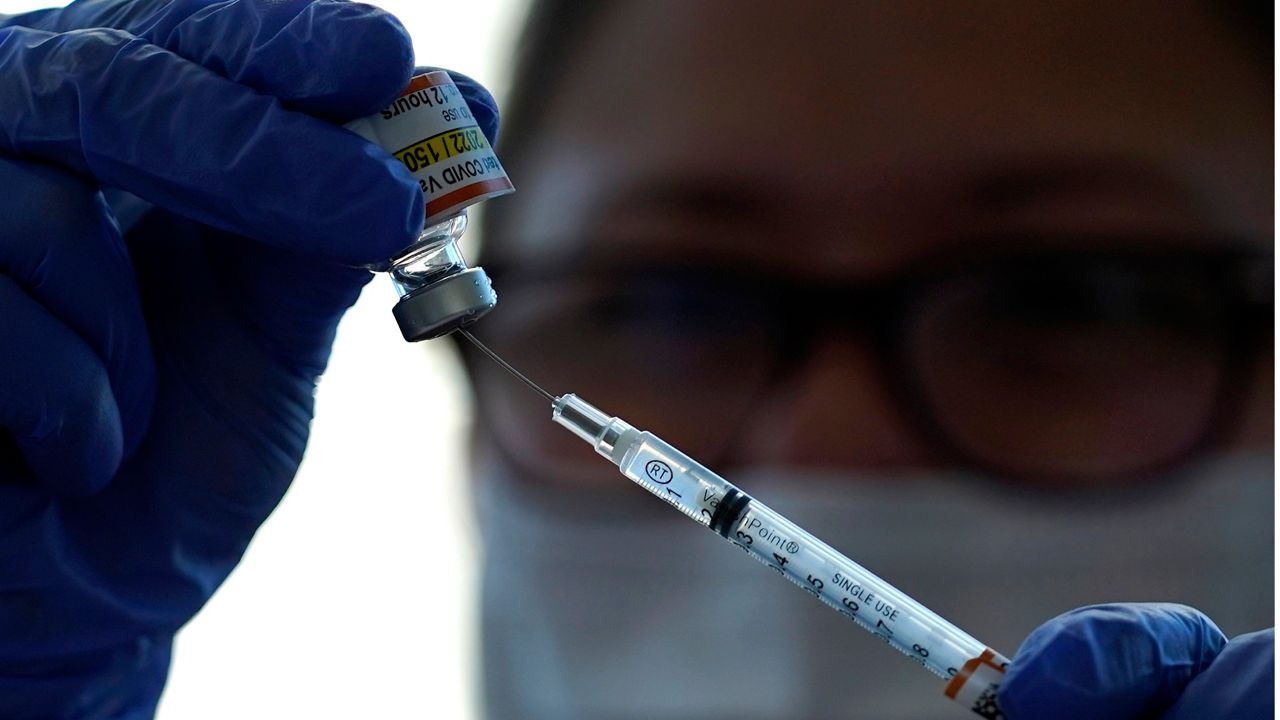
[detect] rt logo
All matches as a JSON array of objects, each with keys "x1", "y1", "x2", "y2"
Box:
[{"x1": 645, "y1": 459, "x2": 674, "y2": 484}]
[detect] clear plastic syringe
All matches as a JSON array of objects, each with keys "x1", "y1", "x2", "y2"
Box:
[{"x1": 460, "y1": 332, "x2": 1011, "y2": 720}]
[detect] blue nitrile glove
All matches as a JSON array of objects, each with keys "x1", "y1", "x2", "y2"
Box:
[
  {"x1": 0, "y1": 1, "x2": 500, "y2": 716},
  {"x1": 1000, "y1": 603, "x2": 1273, "y2": 720}
]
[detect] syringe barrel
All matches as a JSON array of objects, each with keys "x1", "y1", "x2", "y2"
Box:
[
  {"x1": 726, "y1": 498, "x2": 1010, "y2": 717},
  {"x1": 551, "y1": 393, "x2": 1010, "y2": 719}
]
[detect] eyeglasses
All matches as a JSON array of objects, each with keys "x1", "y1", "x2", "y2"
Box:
[{"x1": 465, "y1": 243, "x2": 1271, "y2": 486}]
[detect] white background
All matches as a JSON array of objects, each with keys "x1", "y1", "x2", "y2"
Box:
[{"x1": 0, "y1": 0, "x2": 528, "y2": 717}]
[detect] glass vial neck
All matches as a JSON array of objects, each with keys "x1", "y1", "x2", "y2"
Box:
[{"x1": 388, "y1": 212, "x2": 470, "y2": 296}]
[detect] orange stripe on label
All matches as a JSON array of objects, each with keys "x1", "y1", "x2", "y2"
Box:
[
  {"x1": 426, "y1": 177, "x2": 515, "y2": 220},
  {"x1": 400, "y1": 70, "x2": 453, "y2": 96},
  {"x1": 944, "y1": 649, "x2": 1004, "y2": 699}
]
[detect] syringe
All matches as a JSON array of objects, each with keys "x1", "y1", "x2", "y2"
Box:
[{"x1": 460, "y1": 331, "x2": 1011, "y2": 719}]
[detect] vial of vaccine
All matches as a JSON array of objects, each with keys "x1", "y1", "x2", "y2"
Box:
[{"x1": 345, "y1": 71, "x2": 514, "y2": 341}]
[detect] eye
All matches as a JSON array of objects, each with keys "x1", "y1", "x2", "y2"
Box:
[
  {"x1": 976, "y1": 259, "x2": 1225, "y2": 345},
  {"x1": 904, "y1": 252, "x2": 1239, "y2": 481}
]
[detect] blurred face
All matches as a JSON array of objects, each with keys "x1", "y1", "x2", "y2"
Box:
[{"x1": 471, "y1": 1, "x2": 1272, "y2": 491}]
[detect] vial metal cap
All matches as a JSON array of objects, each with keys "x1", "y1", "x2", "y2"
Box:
[{"x1": 391, "y1": 266, "x2": 497, "y2": 341}]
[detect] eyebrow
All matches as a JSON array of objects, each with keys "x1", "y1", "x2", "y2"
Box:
[
  {"x1": 599, "y1": 157, "x2": 1205, "y2": 226},
  {"x1": 588, "y1": 175, "x2": 781, "y2": 227},
  {"x1": 967, "y1": 156, "x2": 1199, "y2": 215},
  {"x1": 486, "y1": 155, "x2": 1261, "y2": 274}
]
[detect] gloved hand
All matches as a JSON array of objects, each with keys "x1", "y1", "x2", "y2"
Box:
[
  {"x1": 1000, "y1": 603, "x2": 1273, "y2": 720},
  {"x1": 0, "y1": 1, "x2": 499, "y2": 716}
]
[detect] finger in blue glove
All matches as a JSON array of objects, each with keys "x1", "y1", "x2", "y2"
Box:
[
  {"x1": 999, "y1": 603, "x2": 1228, "y2": 720},
  {"x1": 0, "y1": 161, "x2": 154, "y2": 495},
  {"x1": 0, "y1": 21, "x2": 422, "y2": 265},
  {"x1": 1161, "y1": 627, "x2": 1274, "y2": 720}
]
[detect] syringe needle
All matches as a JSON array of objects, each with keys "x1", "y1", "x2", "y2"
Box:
[{"x1": 457, "y1": 329, "x2": 557, "y2": 403}]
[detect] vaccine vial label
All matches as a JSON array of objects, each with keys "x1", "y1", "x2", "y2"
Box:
[{"x1": 345, "y1": 70, "x2": 514, "y2": 225}]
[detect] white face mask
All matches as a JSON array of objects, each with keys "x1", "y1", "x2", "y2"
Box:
[{"x1": 473, "y1": 452, "x2": 1273, "y2": 720}]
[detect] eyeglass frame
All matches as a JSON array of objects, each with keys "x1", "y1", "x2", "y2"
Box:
[{"x1": 461, "y1": 239, "x2": 1273, "y2": 487}]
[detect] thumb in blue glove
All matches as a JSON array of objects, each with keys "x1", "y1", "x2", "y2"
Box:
[{"x1": 999, "y1": 603, "x2": 1273, "y2": 720}]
